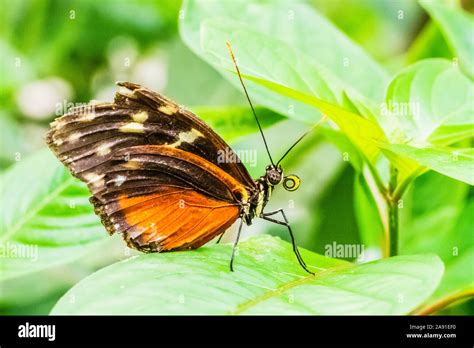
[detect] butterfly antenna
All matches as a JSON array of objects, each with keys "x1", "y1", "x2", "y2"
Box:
[
  {"x1": 226, "y1": 41, "x2": 275, "y2": 166},
  {"x1": 276, "y1": 115, "x2": 328, "y2": 166}
]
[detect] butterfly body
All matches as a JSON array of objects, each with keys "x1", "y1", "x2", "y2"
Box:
[{"x1": 241, "y1": 167, "x2": 279, "y2": 225}]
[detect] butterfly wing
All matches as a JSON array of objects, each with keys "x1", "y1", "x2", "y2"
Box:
[
  {"x1": 46, "y1": 81, "x2": 254, "y2": 198},
  {"x1": 46, "y1": 82, "x2": 255, "y2": 251},
  {"x1": 101, "y1": 187, "x2": 239, "y2": 251},
  {"x1": 92, "y1": 146, "x2": 245, "y2": 251}
]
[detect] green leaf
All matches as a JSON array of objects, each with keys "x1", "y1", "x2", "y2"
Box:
[
  {"x1": 0, "y1": 40, "x2": 35, "y2": 94},
  {"x1": 163, "y1": 38, "x2": 246, "y2": 106},
  {"x1": 0, "y1": 113, "x2": 26, "y2": 169},
  {"x1": 306, "y1": 167, "x2": 361, "y2": 259},
  {"x1": 353, "y1": 174, "x2": 384, "y2": 251},
  {"x1": 383, "y1": 59, "x2": 473, "y2": 146},
  {"x1": 380, "y1": 59, "x2": 473, "y2": 185},
  {"x1": 406, "y1": 21, "x2": 453, "y2": 64},
  {"x1": 401, "y1": 173, "x2": 473, "y2": 304},
  {"x1": 0, "y1": 149, "x2": 107, "y2": 281},
  {"x1": 320, "y1": 128, "x2": 364, "y2": 172},
  {"x1": 381, "y1": 148, "x2": 425, "y2": 188},
  {"x1": 314, "y1": 0, "x2": 423, "y2": 62},
  {"x1": 381, "y1": 144, "x2": 473, "y2": 185},
  {"x1": 420, "y1": 0, "x2": 474, "y2": 79},
  {"x1": 191, "y1": 105, "x2": 285, "y2": 143},
  {"x1": 180, "y1": 0, "x2": 389, "y2": 121},
  {"x1": 51, "y1": 235, "x2": 444, "y2": 315},
  {"x1": 241, "y1": 74, "x2": 387, "y2": 164},
  {"x1": 401, "y1": 172, "x2": 468, "y2": 261}
]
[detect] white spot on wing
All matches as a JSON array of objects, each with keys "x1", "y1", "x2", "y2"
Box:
[
  {"x1": 118, "y1": 85, "x2": 134, "y2": 97},
  {"x1": 83, "y1": 173, "x2": 105, "y2": 188},
  {"x1": 96, "y1": 143, "x2": 112, "y2": 156},
  {"x1": 168, "y1": 128, "x2": 203, "y2": 148},
  {"x1": 122, "y1": 161, "x2": 140, "y2": 170},
  {"x1": 51, "y1": 118, "x2": 67, "y2": 129},
  {"x1": 119, "y1": 122, "x2": 145, "y2": 133},
  {"x1": 67, "y1": 132, "x2": 81, "y2": 143},
  {"x1": 131, "y1": 111, "x2": 148, "y2": 123},
  {"x1": 129, "y1": 229, "x2": 142, "y2": 238},
  {"x1": 54, "y1": 137, "x2": 64, "y2": 146},
  {"x1": 115, "y1": 175, "x2": 126, "y2": 186},
  {"x1": 78, "y1": 113, "x2": 95, "y2": 122},
  {"x1": 158, "y1": 105, "x2": 177, "y2": 115}
]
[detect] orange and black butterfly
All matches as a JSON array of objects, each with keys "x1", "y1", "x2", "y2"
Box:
[{"x1": 46, "y1": 44, "x2": 318, "y2": 274}]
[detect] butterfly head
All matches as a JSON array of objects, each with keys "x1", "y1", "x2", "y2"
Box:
[
  {"x1": 265, "y1": 165, "x2": 300, "y2": 192},
  {"x1": 265, "y1": 165, "x2": 283, "y2": 186}
]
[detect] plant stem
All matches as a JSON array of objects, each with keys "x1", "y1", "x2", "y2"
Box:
[
  {"x1": 412, "y1": 288, "x2": 474, "y2": 315},
  {"x1": 388, "y1": 198, "x2": 399, "y2": 256},
  {"x1": 367, "y1": 162, "x2": 387, "y2": 196},
  {"x1": 388, "y1": 164, "x2": 399, "y2": 256},
  {"x1": 362, "y1": 167, "x2": 389, "y2": 257}
]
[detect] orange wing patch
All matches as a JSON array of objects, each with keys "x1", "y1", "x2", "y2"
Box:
[{"x1": 116, "y1": 187, "x2": 240, "y2": 252}]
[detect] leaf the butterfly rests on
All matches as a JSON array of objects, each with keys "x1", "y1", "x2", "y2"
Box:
[{"x1": 46, "y1": 82, "x2": 254, "y2": 252}]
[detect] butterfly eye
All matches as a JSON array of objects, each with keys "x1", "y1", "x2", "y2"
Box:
[{"x1": 283, "y1": 175, "x2": 300, "y2": 192}]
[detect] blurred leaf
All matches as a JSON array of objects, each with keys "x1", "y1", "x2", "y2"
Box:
[
  {"x1": 191, "y1": 106, "x2": 285, "y2": 143},
  {"x1": 381, "y1": 58, "x2": 473, "y2": 185},
  {"x1": 383, "y1": 59, "x2": 473, "y2": 146},
  {"x1": 401, "y1": 172, "x2": 468, "y2": 260},
  {"x1": 0, "y1": 234, "x2": 128, "y2": 312},
  {"x1": 420, "y1": 0, "x2": 474, "y2": 79},
  {"x1": 404, "y1": 171, "x2": 468, "y2": 218},
  {"x1": 308, "y1": 166, "x2": 361, "y2": 258},
  {"x1": 406, "y1": 22, "x2": 452, "y2": 64},
  {"x1": 401, "y1": 172, "x2": 472, "y2": 304},
  {"x1": 320, "y1": 127, "x2": 365, "y2": 172},
  {"x1": 354, "y1": 174, "x2": 384, "y2": 250},
  {"x1": 180, "y1": 0, "x2": 389, "y2": 121},
  {"x1": 52, "y1": 235, "x2": 443, "y2": 315},
  {"x1": 314, "y1": 0, "x2": 423, "y2": 62},
  {"x1": 0, "y1": 149, "x2": 107, "y2": 281},
  {"x1": 381, "y1": 144, "x2": 473, "y2": 185},
  {"x1": 0, "y1": 40, "x2": 35, "y2": 94},
  {"x1": 3, "y1": 0, "x2": 180, "y2": 100},
  {"x1": 0, "y1": 113, "x2": 26, "y2": 168},
  {"x1": 1, "y1": 287, "x2": 67, "y2": 315},
  {"x1": 381, "y1": 148, "x2": 425, "y2": 187},
  {"x1": 240, "y1": 74, "x2": 387, "y2": 164},
  {"x1": 164, "y1": 38, "x2": 245, "y2": 106},
  {"x1": 440, "y1": 226, "x2": 473, "y2": 293}
]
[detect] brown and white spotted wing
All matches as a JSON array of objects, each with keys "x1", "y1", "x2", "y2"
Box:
[
  {"x1": 46, "y1": 82, "x2": 255, "y2": 251},
  {"x1": 46, "y1": 81, "x2": 254, "y2": 201},
  {"x1": 108, "y1": 188, "x2": 239, "y2": 251},
  {"x1": 92, "y1": 145, "x2": 248, "y2": 251},
  {"x1": 93, "y1": 145, "x2": 246, "y2": 251}
]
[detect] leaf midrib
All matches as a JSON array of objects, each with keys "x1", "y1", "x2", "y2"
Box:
[
  {"x1": 1, "y1": 176, "x2": 76, "y2": 243},
  {"x1": 228, "y1": 263, "x2": 352, "y2": 315}
]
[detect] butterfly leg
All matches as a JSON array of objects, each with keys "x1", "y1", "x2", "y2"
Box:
[
  {"x1": 229, "y1": 218, "x2": 244, "y2": 272},
  {"x1": 216, "y1": 231, "x2": 225, "y2": 244},
  {"x1": 261, "y1": 210, "x2": 314, "y2": 275}
]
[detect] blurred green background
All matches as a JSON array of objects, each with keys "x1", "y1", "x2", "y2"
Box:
[{"x1": 0, "y1": 0, "x2": 472, "y2": 315}]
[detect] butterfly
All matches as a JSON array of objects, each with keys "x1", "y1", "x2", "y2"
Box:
[{"x1": 46, "y1": 43, "x2": 321, "y2": 274}]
